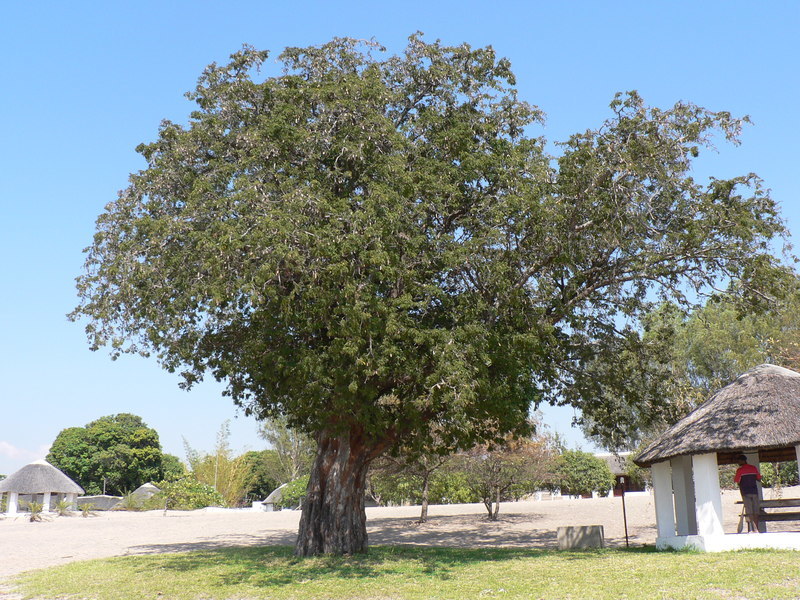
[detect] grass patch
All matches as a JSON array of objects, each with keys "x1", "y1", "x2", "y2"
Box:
[{"x1": 12, "y1": 545, "x2": 800, "y2": 599}]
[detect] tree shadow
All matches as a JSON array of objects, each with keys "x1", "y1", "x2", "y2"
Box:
[
  {"x1": 121, "y1": 509, "x2": 658, "y2": 591},
  {"x1": 123, "y1": 542, "x2": 661, "y2": 591}
]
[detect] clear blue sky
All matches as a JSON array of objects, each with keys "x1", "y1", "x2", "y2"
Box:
[{"x1": 1, "y1": 1, "x2": 797, "y2": 475}]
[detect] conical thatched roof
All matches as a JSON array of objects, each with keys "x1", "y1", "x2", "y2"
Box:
[
  {"x1": 0, "y1": 460, "x2": 84, "y2": 495},
  {"x1": 635, "y1": 364, "x2": 800, "y2": 467},
  {"x1": 131, "y1": 482, "x2": 160, "y2": 498}
]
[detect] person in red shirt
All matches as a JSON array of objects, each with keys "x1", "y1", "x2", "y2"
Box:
[{"x1": 734, "y1": 454, "x2": 762, "y2": 532}]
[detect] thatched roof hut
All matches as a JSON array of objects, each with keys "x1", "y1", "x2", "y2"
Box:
[
  {"x1": 131, "y1": 482, "x2": 160, "y2": 499},
  {"x1": 0, "y1": 459, "x2": 83, "y2": 495},
  {"x1": 635, "y1": 364, "x2": 800, "y2": 468}
]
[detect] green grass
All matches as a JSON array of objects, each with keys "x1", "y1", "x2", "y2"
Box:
[{"x1": 11, "y1": 545, "x2": 800, "y2": 600}]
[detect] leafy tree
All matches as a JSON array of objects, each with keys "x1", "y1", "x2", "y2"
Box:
[
  {"x1": 460, "y1": 437, "x2": 554, "y2": 520},
  {"x1": 555, "y1": 450, "x2": 615, "y2": 497},
  {"x1": 161, "y1": 453, "x2": 187, "y2": 482},
  {"x1": 71, "y1": 36, "x2": 791, "y2": 555},
  {"x1": 369, "y1": 453, "x2": 454, "y2": 522},
  {"x1": 241, "y1": 449, "x2": 282, "y2": 500},
  {"x1": 275, "y1": 475, "x2": 310, "y2": 510},
  {"x1": 184, "y1": 422, "x2": 250, "y2": 507},
  {"x1": 368, "y1": 459, "x2": 479, "y2": 507},
  {"x1": 145, "y1": 477, "x2": 224, "y2": 510},
  {"x1": 760, "y1": 461, "x2": 799, "y2": 489},
  {"x1": 47, "y1": 414, "x2": 163, "y2": 495},
  {"x1": 258, "y1": 418, "x2": 316, "y2": 483},
  {"x1": 584, "y1": 290, "x2": 800, "y2": 449}
]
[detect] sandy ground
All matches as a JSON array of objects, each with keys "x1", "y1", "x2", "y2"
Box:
[{"x1": 2, "y1": 488, "x2": 776, "y2": 584}]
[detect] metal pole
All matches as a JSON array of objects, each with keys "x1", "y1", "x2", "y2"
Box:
[{"x1": 620, "y1": 479, "x2": 630, "y2": 548}]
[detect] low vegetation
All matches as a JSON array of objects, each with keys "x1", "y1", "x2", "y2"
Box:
[
  {"x1": 12, "y1": 546, "x2": 800, "y2": 600},
  {"x1": 143, "y1": 477, "x2": 224, "y2": 510}
]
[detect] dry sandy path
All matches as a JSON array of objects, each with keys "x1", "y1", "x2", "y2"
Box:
[{"x1": 0, "y1": 489, "x2": 757, "y2": 583}]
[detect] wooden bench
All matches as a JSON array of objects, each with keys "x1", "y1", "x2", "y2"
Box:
[
  {"x1": 737, "y1": 498, "x2": 800, "y2": 532},
  {"x1": 758, "y1": 498, "x2": 800, "y2": 522}
]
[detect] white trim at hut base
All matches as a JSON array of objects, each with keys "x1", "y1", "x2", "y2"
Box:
[{"x1": 658, "y1": 533, "x2": 800, "y2": 552}]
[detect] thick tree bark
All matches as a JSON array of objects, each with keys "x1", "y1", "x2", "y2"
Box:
[{"x1": 295, "y1": 425, "x2": 384, "y2": 556}]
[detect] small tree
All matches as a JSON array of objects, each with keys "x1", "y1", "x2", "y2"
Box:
[
  {"x1": 370, "y1": 452, "x2": 453, "y2": 522},
  {"x1": 461, "y1": 437, "x2": 554, "y2": 520},
  {"x1": 555, "y1": 450, "x2": 615, "y2": 497}
]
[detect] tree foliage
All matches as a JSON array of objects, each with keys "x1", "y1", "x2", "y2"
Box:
[
  {"x1": 240, "y1": 449, "x2": 282, "y2": 500},
  {"x1": 368, "y1": 459, "x2": 478, "y2": 508},
  {"x1": 184, "y1": 421, "x2": 250, "y2": 506},
  {"x1": 275, "y1": 475, "x2": 310, "y2": 510},
  {"x1": 369, "y1": 452, "x2": 461, "y2": 522},
  {"x1": 71, "y1": 35, "x2": 791, "y2": 554},
  {"x1": 584, "y1": 288, "x2": 800, "y2": 449},
  {"x1": 555, "y1": 450, "x2": 615, "y2": 497},
  {"x1": 161, "y1": 453, "x2": 187, "y2": 481},
  {"x1": 460, "y1": 437, "x2": 554, "y2": 519},
  {"x1": 258, "y1": 418, "x2": 316, "y2": 483},
  {"x1": 146, "y1": 476, "x2": 225, "y2": 510},
  {"x1": 47, "y1": 413, "x2": 164, "y2": 495}
]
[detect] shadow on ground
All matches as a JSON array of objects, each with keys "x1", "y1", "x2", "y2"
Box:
[
  {"x1": 128, "y1": 530, "x2": 298, "y2": 556},
  {"x1": 118, "y1": 543, "x2": 660, "y2": 591},
  {"x1": 129, "y1": 511, "x2": 651, "y2": 557}
]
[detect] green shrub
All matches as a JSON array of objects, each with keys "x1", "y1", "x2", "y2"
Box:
[
  {"x1": 55, "y1": 498, "x2": 73, "y2": 516},
  {"x1": 25, "y1": 501, "x2": 44, "y2": 522},
  {"x1": 116, "y1": 492, "x2": 144, "y2": 511},
  {"x1": 555, "y1": 450, "x2": 615, "y2": 497},
  {"x1": 761, "y1": 461, "x2": 798, "y2": 488},
  {"x1": 275, "y1": 476, "x2": 309, "y2": 509},
  {"x1": 144, "y1": 477, "x2": 225, "y2": 510}
]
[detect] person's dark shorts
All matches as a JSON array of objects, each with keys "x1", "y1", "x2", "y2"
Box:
[{"x1": 742, "y1": 494, "x2": 759, "y2": 517}]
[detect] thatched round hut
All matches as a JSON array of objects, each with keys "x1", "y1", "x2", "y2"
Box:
[
  {"x1": 634, "y1": 364, "x2": 800, "y2": 551},
  {"x1": 0, "y1": 459, "x2": 84, "y2": 515}
]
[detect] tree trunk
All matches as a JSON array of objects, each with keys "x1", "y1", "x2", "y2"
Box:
[
  {"x1": 295, "y1": 425, "x2": 383, "y2": 556},
  {"x1": 418, "y1": 473, "x2": 430, "y2": 523},
  {"x1": 491, "y1": 484, "x2": 501, "y2": 521},
  {"x1": 483, "y1": 497, "x2": 493, "y2": 518}
]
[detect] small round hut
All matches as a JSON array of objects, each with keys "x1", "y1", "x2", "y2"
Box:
[
  {"x1": 635, "y1": 363, "x2": 800, "y2": 551},
  {"x1": 0, "y1": 459, "x2": 84, "y2": 515}
]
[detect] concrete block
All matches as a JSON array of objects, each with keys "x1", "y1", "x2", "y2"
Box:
[{"x1": 557, "y1": 525, "x2": 604, "y2": 550}]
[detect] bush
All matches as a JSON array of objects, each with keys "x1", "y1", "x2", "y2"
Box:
[
  {"x1": 116, "y1": 492, "x2": 145, "y2": 511},
  {"x1": 145, "y1": 477, "x2": 225, "y2": 510},
  {"x1": 275, "y1": 476, "x2": 309, "y2": 510},
  {"x1": 55, "y1": 498, "x2": 73, "y2": 516},
  {"x1": 555, "y1": 450, "x2": 615, "y2": 497},
  {"x1": 25, "y1": 501, "x2": 44, "y2": 522},
  {"x1": 761, "y1": 461, "x2": 799, "y2": 488}
]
